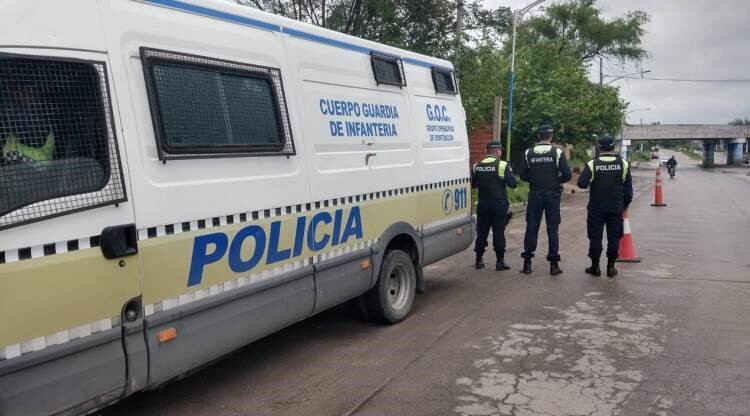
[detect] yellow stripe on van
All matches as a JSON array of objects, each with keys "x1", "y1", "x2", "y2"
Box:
[
  {"x1": 1, "y1": 184, "x2": 469, "y2": 349},
  {"x1": 139, "y1": 185, "x2": 469, "y2": 306},
  {"x1": 0, "y1": 249, "x2": 138, "y2": 348}
]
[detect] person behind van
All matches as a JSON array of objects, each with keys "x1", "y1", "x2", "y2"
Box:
[
  {"x1": 472, "y1": 141, "x2": 517, "y2": 271},
  {"x1": 1, "y1": 73, "x2": 56, "y2": 165},
  {"x1": 519, "y1": 124, "x2": 571, "y2": 276}
]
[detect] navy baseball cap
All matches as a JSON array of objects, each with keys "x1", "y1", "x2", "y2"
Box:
[
  {"x1": 539, "y1": 124, "x2": 554, "y2": 134},
  {"x1": 598, "y1": 136, "x2": 616, "y2": 150},
  {"x1": 487, "y1": 141, "x2": 504, "y2": 150}
]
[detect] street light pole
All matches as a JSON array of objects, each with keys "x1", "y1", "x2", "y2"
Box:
[
  {"x1": 621, "y1": 107, "x2": 651, "y2": 159},
  {"x1": 505, "y1": 0, "x2": 547, "y2": 161},
  {"x1": 604, "y1": 70, "x2": 651, "y2": 85},
  {"x1": 625, "y1": 107, "x2": 652, "y2": 117}
]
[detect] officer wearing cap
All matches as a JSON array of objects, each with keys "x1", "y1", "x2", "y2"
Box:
[
  {"x1": 577, "y1": 136, "x2": 633, "y2": 277},
  {"x1": 472, "y1": 141, "x2": 518, "y2": 271},
  {"x1": 519, "y1": 124, "x2": 571, "y2": 275}
]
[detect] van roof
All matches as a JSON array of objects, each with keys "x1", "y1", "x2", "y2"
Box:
[
  {"x1": 3, "y1": 0, "x2": 454, "y2": 71},
  {"x1": 139, "y1": 0, "x2": 455, "y2": 70}
]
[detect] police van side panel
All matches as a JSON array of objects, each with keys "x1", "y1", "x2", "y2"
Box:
[
  {"x1": 101, "y1": 0, "x2": 320, "y2": 387},
  {"x1": 108, "y1": 0, "x2": 472, "y2": 388},
  {"x1": 287, "y1": 31, "x2": 410, "y2": 313},
  {"x1": 0, "y1": 2, "x2": 143, "y2": 414},
  {"x1": 407, "y1": 61, "x2": 472, "y2": 266},
  {"x1": 284, "y1": 17, "x2": 472, "y2": 285}
]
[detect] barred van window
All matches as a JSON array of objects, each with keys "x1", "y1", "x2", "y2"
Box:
[
  {"x1": 0, "y1": 55, "x2": 126, "y2": 229},
  {"x1": 141, "y1": 48, "x2": 295, "y2": 160},
  {"x1": 371, "y1": 54, "x2": 406, "y2": 87},
  {"x1": 432, "y1": 68, "x2": 457, "y2": 95},
  {"x1": 152, "y1": 65, "x2": 281, "y2": 148}
]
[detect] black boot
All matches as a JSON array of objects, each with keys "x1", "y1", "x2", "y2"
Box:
[
  {"x1": 496, "y1": 259, "x2": 510, "y2": 271},
  {"x1": 475, "y1": 258, "x2": 485, "y2": 269},
  {"x1": 585, "y1": 258, "x2": 601, "y2": 277},
  {"x1": 550, "y1": 261, "x2": 562, "y2": 276},
  {"x1": 607, "y1": 258, "x2": 618, "y2": 278},
  {"x1": 521, "y1": 259, "x2": 532, "y2": 274}
]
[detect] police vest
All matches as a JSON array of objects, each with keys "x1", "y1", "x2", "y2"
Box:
[
  {"x1": 586, "y1": 155, "x2": 629, "y2": 210},
  {"x1": 1, "y1": 130, "x2": 55, "y2": 162},
  {"x1": 473, "y1": 156, "x2": 509, "y2": 201},
  {"x1": 524, "y1": 144, "x2": 562, "y2": 192}
]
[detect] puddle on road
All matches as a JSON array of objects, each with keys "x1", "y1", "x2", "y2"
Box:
[{"x1": 454, "y1": 293, "x2": 669, "y2": 416}]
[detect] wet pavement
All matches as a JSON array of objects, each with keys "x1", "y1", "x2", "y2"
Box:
[{"x1": 102, "y1": 151, "x2": 750, "y2": 416}]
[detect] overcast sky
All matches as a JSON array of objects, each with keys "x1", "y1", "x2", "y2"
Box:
[{"x1": 482, "y1": 0, "x2": 750, "y2": 125}]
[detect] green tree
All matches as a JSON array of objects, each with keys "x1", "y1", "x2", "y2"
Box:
[
  {"x1": 506, "y1": 43, "x2": 626, "y2": 162},
  {"x1": 454, "y1": 43, "x2": 507, "y2": 127},
  {"x1": 729, "y1": 117, "x2": 750, "y2": 125},
  {"x1": 519, "y1": 0, "x2": 649, "y2": 64},
  {"x1": 238, "y1": 0, "x2": 510, "y2": 59}
]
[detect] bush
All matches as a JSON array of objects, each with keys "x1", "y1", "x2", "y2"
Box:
[
  {"x1": 631, "y1": 150, "x2": 651, "y2": 162},
  {"x1": 508, "y1": 180, "x2": 530, "y2": 204},
  {"x1": 568, "y1": 146, "x2": 590, "y2": 172},
  {"x1": 471, "y1": 176, "x2": 530, "y2": 208}
]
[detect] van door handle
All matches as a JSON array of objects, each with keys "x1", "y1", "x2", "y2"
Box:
[
  {"x1": 365, "y1": 152, "x2": 377, "y2": 165},
  {"x1": 100, "y1": 224, "x2": 138, "y2": 259}
]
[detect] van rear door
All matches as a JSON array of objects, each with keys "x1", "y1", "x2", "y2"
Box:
[{"x1": 0, "y1": 49, "x2": 142, "y2": 416}]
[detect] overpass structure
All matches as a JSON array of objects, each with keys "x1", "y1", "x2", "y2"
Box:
[{"x1": 621, "y1": 124, "x2": 749, "y2": 167}]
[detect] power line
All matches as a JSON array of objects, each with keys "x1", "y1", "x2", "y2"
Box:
[{"x1": 610, "y1": 75, "x2": 750, "y2": 83}]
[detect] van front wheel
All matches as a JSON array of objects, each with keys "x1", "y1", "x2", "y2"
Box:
[{"x1": 362, "y1": 250, "x2": 416, "y2": 324}]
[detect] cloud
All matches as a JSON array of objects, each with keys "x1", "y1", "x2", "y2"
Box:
[{"x1": 482, "y1": 0, "x2": 750, "y2": 124}]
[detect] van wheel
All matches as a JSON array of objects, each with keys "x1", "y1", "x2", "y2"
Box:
[{"x1": 362, "y1": 250, "x2": 416, "y2": 324}]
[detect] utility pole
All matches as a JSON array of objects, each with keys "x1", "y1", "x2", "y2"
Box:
[
  {"x1": 455, "y1": 0, "x2": 465, "y2": 50},
  {"x1": 492, "y1": 97, "x2": 503, "y2": 142},
  {"x1": 599, "y1": 56, "x2": 603, "y2": 86}
]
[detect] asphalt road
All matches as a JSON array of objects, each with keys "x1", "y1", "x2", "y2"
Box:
[{"x1": 103, "y1": 151, "x2": 750, "y2": 416}]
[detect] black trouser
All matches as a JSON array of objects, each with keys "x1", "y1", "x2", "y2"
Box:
[
  {"x1": 475, "y1": 199, "x2": 509, "y2": 261},
  {"x1": 522, "y1": 190, "x2": 561, "y2": 262},
  {"x1": 587, "y1": 209, "x2": 624, "y2": 260}
]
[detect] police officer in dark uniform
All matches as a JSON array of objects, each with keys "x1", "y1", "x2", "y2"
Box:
[
  {"x1": 519, "y1": 124, "x2": 571, "y2": 275},
  {"x1": 472, "y1": 141, "x2": 518, "y2": 271},
  {"x1": 577, "y1": 136, "x2": 633, "y2": 277}
]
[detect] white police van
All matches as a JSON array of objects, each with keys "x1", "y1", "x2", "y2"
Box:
[{"x1": 0, "y1": 1, "x2": 472, "y2": 414}]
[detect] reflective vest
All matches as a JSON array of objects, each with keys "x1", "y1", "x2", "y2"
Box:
[
  {"x1": 473, "y1": 155, "x2": 509, "y2": 201},
  {"x1": 586, "y1": 155, "x2": 629, "y2": 211},
  {"x1": 1, "y1": 130, "x2": 55, "y2": 162},
  {"x1": 524, "y1": 144, "x2": 562, "y2": 192}
]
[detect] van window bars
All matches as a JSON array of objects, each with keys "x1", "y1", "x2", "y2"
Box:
[
  {"x1": 431, "y1": 67, "x2": 458, "y2": 95},
  {"x1": 0, "y1": 54, "x2": 126, "y2": 230},
  {"x1": 370, "y1": 53, "x2": 406, "y2": 87},
  {"x1": 140, "y1": 48, "x2": 295, "y2": 161}
]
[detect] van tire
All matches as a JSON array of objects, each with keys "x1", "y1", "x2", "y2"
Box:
[{"x1": 362, "y1": 250, "x2": 416, "y2": 324}]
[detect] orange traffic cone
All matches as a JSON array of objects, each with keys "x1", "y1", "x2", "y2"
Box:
[
  {"x1": 617, "y1": 210, "x2": 641, "y2": 263},
  {"x1": 651, "y1": 166, "x2": 667, "y2": 207}
]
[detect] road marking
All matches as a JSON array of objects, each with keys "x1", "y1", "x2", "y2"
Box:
[{"x1": 454, "y1": 293, "x2": 669, "y2": 416}]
